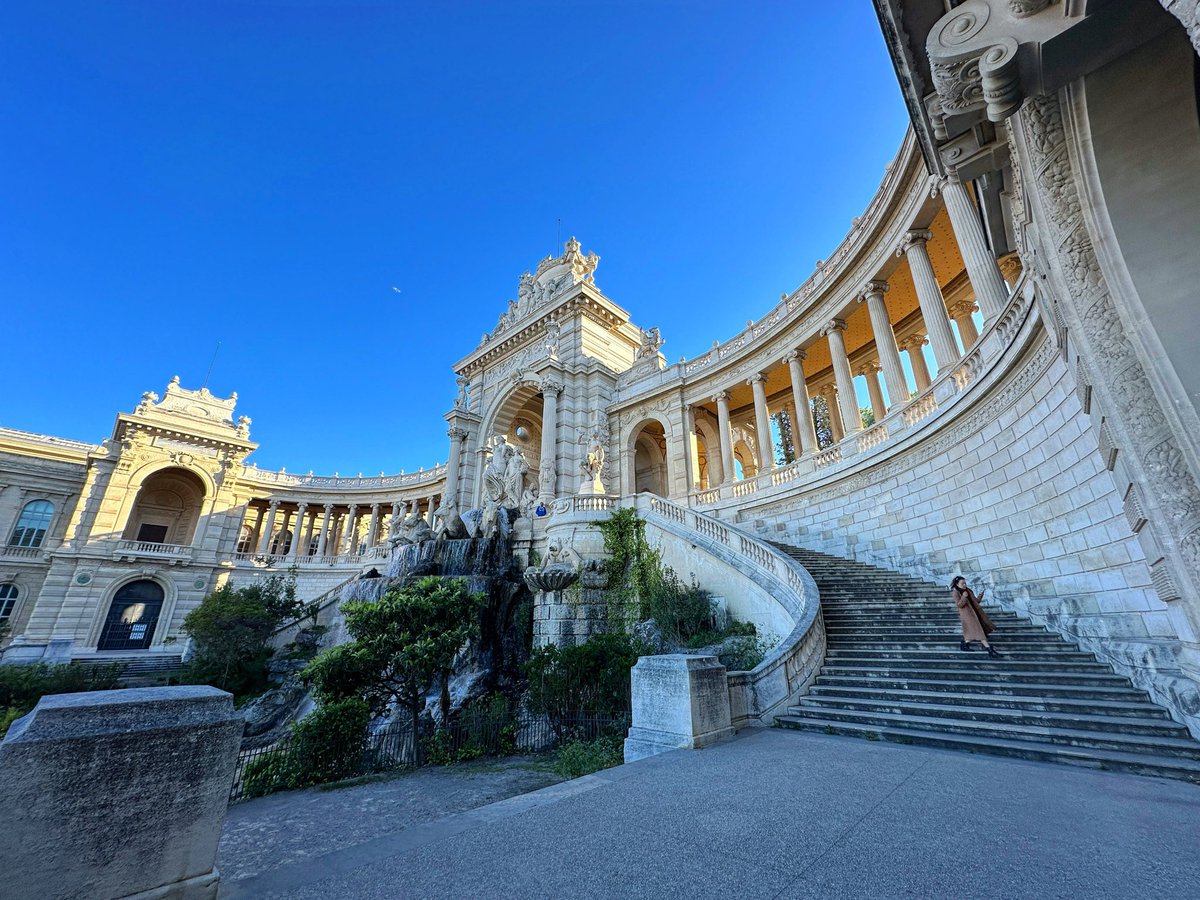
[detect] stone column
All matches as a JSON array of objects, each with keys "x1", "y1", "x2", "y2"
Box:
[
  {"x1": 444, "y1": 426, "x2": 467, "y2": 507},
  {"x1": 713, "y1": 392, "x2": 735, "y2": 483},
  {"x1": 941, "y1": 177, "x2": 1010, "y2": 323},
  {"x1": 862, "y1": 281, "x2": 909, "y2": 409},
  {"x1": 898, "y1": 229, "x2": 960, "y2": 371},
  {"x1": 784, "y1": 350, "x2": 818, "y2": 455},
  {"x1": 901, "y1": 335, "x2": 932, "y2": 391},
  {"x1": 301, "y1": 510, "x2": 316, "y2": 556},
  {"x1": 366, "y1": 503, "x2": 381, "y2": 548},
  {"x1": 823, "y1": 318, "x2": 862, "y2": 434},
  {"x1": 339, "y1": 504, "x2": 359, "y2": 554},
  {"x1": 860, "y1": 364, "x2": 887, "y2": 422},
  {"x1": 695, "y1": 409, "x2": 724, "y2": 487},
  {"x1": 822, "y1": 386, "x2": 845, "y2": 443},
  {"x1": 538, "y1": 378, "x2": 563, "y2": 503},
  {"x1": 275, "y1": 509, "x2": 293, "y2": 555},
  {"x1": 315, "y1": 503, "x2": 333, "y2": 557},
  {"x1": 288, "y1": 503, "x2": 308, "y2": 559},
  {"x1": 949, "y1": 300, "x2": 980, "y2": 348},
  {"x1": 389, "y1": 501, "x2": 401, "y2": 540},
  {"x1": 256, "y1": 501, "x2": 278, "y2": 554},
  {"x1": 249, "y1": 505, "x2": 265, "y2": 553},
  {"x1": 747, "y1": 373, "x2": 775, "y2": 471},
  {"x1": 424, "y1": 496, "x2": 435, "y2": 525}
]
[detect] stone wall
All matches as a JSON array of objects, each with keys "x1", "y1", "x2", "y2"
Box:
[{"x1": 743, "y1": 327, "x2": 1200, "y2": 736}]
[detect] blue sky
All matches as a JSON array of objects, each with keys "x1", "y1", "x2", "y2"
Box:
[{"x1": 1, "y1": 2, "x2": 909, "y2": 474}]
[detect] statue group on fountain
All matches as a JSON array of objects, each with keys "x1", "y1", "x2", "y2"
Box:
[{"x1": 479, "y1": 434, "x2": 531, "y2": 538}]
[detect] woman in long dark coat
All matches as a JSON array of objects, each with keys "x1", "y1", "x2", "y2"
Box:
[{"x1": 951, "y1": 576, "x2": 1000, "y2": 657}]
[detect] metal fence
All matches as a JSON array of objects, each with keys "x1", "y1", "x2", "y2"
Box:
[{"x1": 229, "y1": 707, "x2": 630, "y2": 803}]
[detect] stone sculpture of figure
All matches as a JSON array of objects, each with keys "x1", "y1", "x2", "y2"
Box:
[
  {"x1": 433, "y1": 497, "x2": 469, "y2": 541},
  {"x1": 580, "y1": 429, "x2": 606, "y2": 494},
  {"x1": 137, "y1": 391, "x2": 158, "y2": 412},
  {"x1": 401, "y1": 508, "x2": 433, "y2": 545},
  {"x1": 543, "y1": 319, "x2": 560, "y2": 359},
  {"x1": 519, "y1": 487, "x2": 538, "y2": 519},
  {"x1": 636, "y1": 326, "x2": 664, "y2": 360},
  {"x1": 483, "y1": 436, "x2": 513, "y2": 506},
  {"x1": 504, "y1": 447, "x2": 529, "y2": 506},
  {"x1": 454, "y1": 377, "x2": 469, "y2": 410},
  {"x1": 236, "y1": 415, "x2": 252, "y2": 438}
]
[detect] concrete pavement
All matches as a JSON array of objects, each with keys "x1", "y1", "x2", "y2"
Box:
[{"x1": 219, "y1": 728, "x2": 1200, "y2": 899}]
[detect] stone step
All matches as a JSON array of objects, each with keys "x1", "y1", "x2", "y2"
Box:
[
  {"x1": 816, "y1": 672, "x2": 1132, "y2": 696},
  {"x1": 807, "y1": 685, "x2": 1169, "y2": 718},
  {"x1": 792, "y1": 696, "x2": 1185, "y2": 736},
  {"x1": 778, "y1": 707, "x2": 1200, "y2": 760},
  {"x1": 825, "y1": 648, "x2": 1099, "y2": 662},
  {"x1": 772, "y1": 718, "x2": 1200, "y2": 784},
  {"x1": 823, "y1": 629, "x2": 1060, "y2": 641},
  {"x1": 820, "y1": 654, "x2": 1110, "y2": 669},
  {"x1": 818, "y1": 665, "x2": 1130, "y2": 687},
  {"x1": 821, "y1": 605, "x2": 1016, "y2": 614}
]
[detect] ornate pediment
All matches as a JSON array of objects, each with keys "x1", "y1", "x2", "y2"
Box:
[{"x1": 479, "y1": 237, "x2": 599, "y2": 347}]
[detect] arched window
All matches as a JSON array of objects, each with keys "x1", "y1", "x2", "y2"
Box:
[
  {"x1": 236, "y1": 525, "x2": 255, "y2": 554},
  {"x1": 9, "y1": 500, "x2": 53, "y2": 548},
  {"x1": 0, "y1": 584, "x2": 17, "y2": 621}
]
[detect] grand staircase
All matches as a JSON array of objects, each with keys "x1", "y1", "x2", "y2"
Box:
[{"x1": 770, "y1": 544, "x2": 1200, "y2": 783}]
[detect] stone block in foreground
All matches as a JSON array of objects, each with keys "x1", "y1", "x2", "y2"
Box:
[
  {"x1": 0, "y1": 686, "x2": 243, "y2": 900},
  {"x1": 624, "y1": 654, "x2": 733, "y2": 763}
]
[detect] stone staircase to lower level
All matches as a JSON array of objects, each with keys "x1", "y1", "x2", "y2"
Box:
[
  {"x1": 72, "y1": 653, "x2": 184, "y2": 687},
  {"x1": 769, "y1": 544, "x2": 1200, "y2": 783}
]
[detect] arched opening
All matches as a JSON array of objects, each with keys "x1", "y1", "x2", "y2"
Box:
[
  {"x1": 8, "y1": 500, "x2": 54, "y2": 548},
  {"x1": 733, "y1": 434, "x2": 758, "y2": 479},
  {"x1": 631, "y1": 420, "x2": 669, "y2": 496},
  {"x1": 122, "y1": 468, "x2": 206, "y2": 546},
  {"x1": 269, "y1": 529, "x2": 293, "y2": 555},
  {"x1": 98, "y1": 579, "x2": 166, "y2": 651},
  {"x1": 484, "y1": 383, "x2": 545, "y2": 502}
]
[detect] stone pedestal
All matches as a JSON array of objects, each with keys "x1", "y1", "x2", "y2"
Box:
[
  {"x1": 624, "y1": 655, "x2": 734, "y2": 762},
  {"x1": 0, "y1": 686, "x2": 243, "y2": 900}
]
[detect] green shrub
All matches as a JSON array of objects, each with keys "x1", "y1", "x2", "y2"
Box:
[
  {"x1": 718, "y1": 633, "x2": 775, "y2": 672},
  {"x1": 422, "y1": 693, "x2": 519, "y2": 765},
  {"x1": 183, "y1": 574, "x2": 304, "y2": 696},
  {"x1": 553, "y1": 734, "x2": 624, "y2": 778},
  {"x1": 525, "y1": 633, "x2": 643, "y2": 734},
  {"x1": 0, "y1": 706, "x2": 24, "y2": 737},
  {"x1": 684, "y1": 619, "x2": 756, "y2": 649},
  {"x1": 0, "y1": 662, "x2": 123, "y2": 736},
  {"x1": 241, "y1": 698, "x2": 371, "y2": 798}
]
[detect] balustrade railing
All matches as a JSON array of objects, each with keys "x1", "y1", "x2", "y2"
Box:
[
  {"x1": 901, "y1": 391, "x2": 938, "y2": 427},
  {"x1": 856, "y1": 423, "x2": 889, "y2": 453},
  {"x1": 115, "y1": 540, "x2": 191, "y2": 557},
  {"x1": 637, "y1": 493, "x2": 825, "y2": 725},
  {"x1": 732, "y1": 481, "x2": 757, "y2": 498},
  {"x1": 1, "y1": 545, "x2": 44, "y2": 559},
  {"x1": 696, "y1": 487, "x2": 721, "y2": 505},
  {"x1": 573, "y1": 495, "x2": 618, "y2": 513},
  {"x1": 240, "y1": 463, "x2": 448, "y2": 490},
  {"x1": 813, "y1": 447, "x2": 842, "y2": 469}
]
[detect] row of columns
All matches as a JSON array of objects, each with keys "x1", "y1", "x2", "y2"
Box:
[
  {"x1": 248, "y1": 492, "x2": 441, "y2": 559},
  {"x1": 695, "y1": 192, "x2": 1011, "y2": 485}
]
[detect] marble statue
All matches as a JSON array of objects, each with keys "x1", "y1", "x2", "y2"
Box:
[{"x1": 580, "y1": 429, "x2": 606, "y2": 495}]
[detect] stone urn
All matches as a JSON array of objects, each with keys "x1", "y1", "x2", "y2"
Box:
[
  {"x1": 523, "y1": 563, "x2": 579, "y2": 594},
  {"x1": 579, "y1": 558, "x2": 609, "y2": 591}
]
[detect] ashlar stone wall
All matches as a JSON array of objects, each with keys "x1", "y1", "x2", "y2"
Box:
[{"x1": 744, "y1": 328, "x2": 1200, "y2": 735}]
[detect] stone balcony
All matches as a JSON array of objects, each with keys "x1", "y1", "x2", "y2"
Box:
[{"x1": 112, "y1": 540, "x2": 194, "y2": 564}]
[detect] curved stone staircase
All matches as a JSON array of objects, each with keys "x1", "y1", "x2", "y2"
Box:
[{"x1": 769, "y1": 544, "x2": 1200, "y2": 783}]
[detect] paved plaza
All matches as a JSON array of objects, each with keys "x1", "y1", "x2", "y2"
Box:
[{"x1": 218, "y1": 728, "x2": 1200, "y2": 899}]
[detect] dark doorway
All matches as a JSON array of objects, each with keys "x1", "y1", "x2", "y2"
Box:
[{"x1": 98, "y1": 580, "x2": 165, "y2": 651}]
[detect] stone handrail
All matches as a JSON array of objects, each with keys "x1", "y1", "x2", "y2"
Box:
[
  {"x1": 633, "y1": 493, "x2": 826, "y2": 726},
  {"x1": 0, "y1": 545, "x2": 45, "y2": 559},
  {"x1": 0, "y1": 427, "x2": 98, "y2": 455},
  {"x1": 238, "y1": 463, "x2": 448, "y2": 490},
  {"x1": 231, "y1": 551, "x2": 368, "y2": 568}
]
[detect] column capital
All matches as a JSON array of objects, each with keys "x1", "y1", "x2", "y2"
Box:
[
  {"x1": 711, "y1": 391, "x2": 730, "y2": 404},
  {"x1": 820, "y1": 318, "x2": 847, "y2": 337},
  {"x1": 861, "y1": 280, "x2": 890, "y2": 299},
  {"x1": 295, "y1": 500, "x2": 308, "y2": 511},
  {"x1": 746, "y1": 373, "x2": 768, "y2": 387},
  {"x1": 948, "y1": 299, "x2": 979, "y2": 319},
  {"x1": 896, "y1": 229, "x2": 933, "y2": 257},
  {"x1": 370, "y1": 502, "x2": 380, "y2": 512},
  {"x1": 997, "y1": 252, "x2": 1023, "y2": 283},
  {"x1": 856, "y1": 362, "x2": 881, "y2": 377},
  {"x1": 782, "y1": 348, "x2": 807, "y2": 365},
  {"x1": 538, "y1": 377, "x2": 563, "y2": 396},
  {"x1": 266, "y1": 499, "x2": 280, "y2": 509},
  {"x1": 447, "y1": 425, "x2": 468, "y2": 441},
  {"x1": 322, "y1": 502, "x2": 335, "y2": 513},
  {"x1": 898, "y1": 333, "x2": 929, "y2": 353}
]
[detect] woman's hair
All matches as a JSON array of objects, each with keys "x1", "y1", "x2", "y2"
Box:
[{"x1": 950, "y1": 576, "x2": 966, "y2": 591}]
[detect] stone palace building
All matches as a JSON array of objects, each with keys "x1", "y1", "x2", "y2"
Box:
[{"x1": 3, "y1": 0, "x2": 1199, "y2": 739}]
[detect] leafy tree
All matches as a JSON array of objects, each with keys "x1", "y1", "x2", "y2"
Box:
[
  {"x1": 303, "y1": 576, "x2": 483, "y2": 765},
  {"x1": 860, "y1": 406, "x2": 876, "y2": 428},
  {"x1": 773, "y1": 409, "x2": 796, "y2": 465},
  {"x1": 183, "y1": 573, "x2": 305, "y2": 696},
  {"x1": 812, "y1": 395, "x2": 835, "y2": 448}
]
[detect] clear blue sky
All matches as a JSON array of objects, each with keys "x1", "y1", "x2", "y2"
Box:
[{"x1": 1, "y1": 2, "x2": 909, "y2": 475}]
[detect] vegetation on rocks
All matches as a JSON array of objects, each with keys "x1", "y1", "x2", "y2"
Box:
[
  {"x1": 0, "y1": 662, "x2": 122, "y2": 737},
  {"x1": 182, "y1": 573, "x2": 306, "y2": 696}
]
